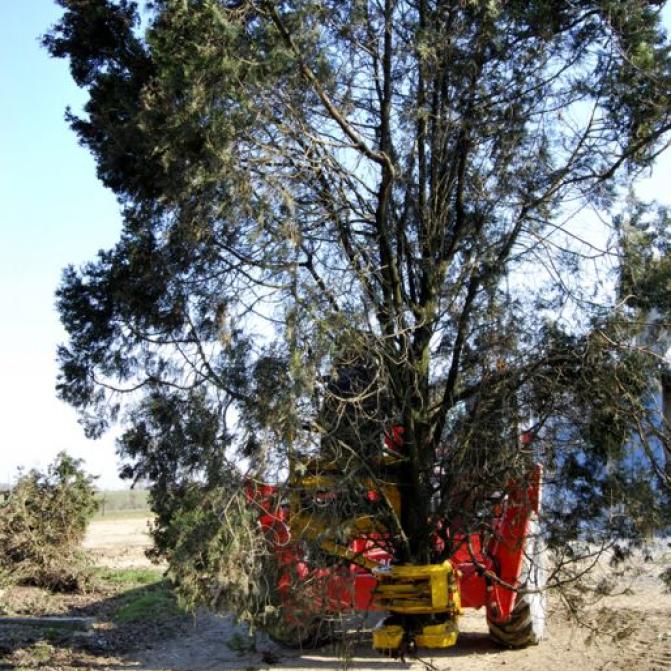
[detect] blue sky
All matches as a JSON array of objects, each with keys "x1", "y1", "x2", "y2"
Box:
[
  {"x1": 0, "y1": 2, "x2": 670, "y2": 488},
  {"x1": 0, "y1": 2, "x2": 122, "y2": 487}
]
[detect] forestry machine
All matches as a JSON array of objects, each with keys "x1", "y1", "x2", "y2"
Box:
[{"x1": 246, "y1": 429, "x2": 545, "y2": 656}]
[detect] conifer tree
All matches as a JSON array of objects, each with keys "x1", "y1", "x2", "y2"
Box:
[{"x1": 45, "y1": 0, "x2": 671, "y2": 621}]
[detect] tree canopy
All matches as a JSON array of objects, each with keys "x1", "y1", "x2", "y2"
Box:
[{"x1": 46, "y1": 0, "x2": 671, "y2": 605}]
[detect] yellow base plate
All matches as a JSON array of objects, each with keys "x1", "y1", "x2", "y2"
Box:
[
  {"x1": 372, "y1": 624, "x2": 405, "y2": 651},
  {"x1": 414, "y1": 621, "x2": 459, "y2": 648}
]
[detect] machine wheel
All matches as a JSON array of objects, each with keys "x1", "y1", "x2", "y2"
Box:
[{"x1": 488, "y1": 518, "x2": 547, "y2": 648}]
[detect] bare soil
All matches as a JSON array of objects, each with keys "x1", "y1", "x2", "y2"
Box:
[
  {"x1": 1, "y1": 516, "x2": 670, "y2": 671},
  {"x1": 82, "y1": 514, "x2": 157, "y2": 570}
]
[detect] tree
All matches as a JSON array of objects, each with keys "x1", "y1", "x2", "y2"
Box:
[{"x1": 45, "y1": 0, "x2": 671, "y2": 621}]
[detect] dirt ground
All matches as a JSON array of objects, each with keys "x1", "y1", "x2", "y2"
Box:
[
  {"x1": 3, "y1": 516, "x2": 671, "y2": 671},
  {"x1": 82, "y1": 514, "x2": 157, "y2": 570}
]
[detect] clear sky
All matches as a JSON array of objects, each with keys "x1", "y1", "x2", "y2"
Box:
[
  {"x1": 0, "y1": 2, "x2": 123, "y2": 487},
  {"x1": 0, "y1": 1, "x2": 670, "y2": 489}
]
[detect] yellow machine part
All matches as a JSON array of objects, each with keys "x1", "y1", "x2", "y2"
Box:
[
  {"x1": 373, "y1": 620, "x2": 459, "y2": 651},
  {"x1": 414, "y1": 620, "x2": 459, "y2": 648},
  {"x1": 283, "y1": 472, "x2": 401, "y2": 572},
  {"x1": 290, "y1": 474, "x2": 401, "y2": 517},
  {"x1": 372, "y1": 624, "x2": 405, "y2": 651},
  {"x1": 286, "y1": 472, "x2": 401, "y2": 545},
  {"x1": 372, "y1": 561, "x2": 461, "y2": 651},
  {"x1": 373, "y1": 561, "x2": 461, "y2": 614}
]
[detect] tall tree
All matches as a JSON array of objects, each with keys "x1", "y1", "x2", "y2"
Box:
[{"x1": 46, "y1": 0, "x2": 671, "y2": 612}]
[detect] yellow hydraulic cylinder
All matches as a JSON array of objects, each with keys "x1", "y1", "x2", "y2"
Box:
[
  {"x1": 372, "y1": 560, "x2": 461, "y2": 651},
  {"x1": 373, "y1": 560, "x2": 461, "y2": 615}
]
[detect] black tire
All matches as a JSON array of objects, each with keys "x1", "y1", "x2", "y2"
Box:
[{"x1": 488, "y1": 517, "x2": 547, "y2": 648}]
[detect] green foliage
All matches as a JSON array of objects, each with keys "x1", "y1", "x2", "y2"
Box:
[
  {"x1": 226, "y1": 632, "x2": 257, "y2": 655},
  {"x1": 619, "y1": 202, "x2": 671, "y2": 312},
  {"x1": 93, "y1": 567, "x2": 164, "y2": 587},
  {"x1": 0, "y1": 452, "x2": 98, "y2": 592},
  {"x1": 152, "y1": 481, "x2": 279, "y2": 630}
]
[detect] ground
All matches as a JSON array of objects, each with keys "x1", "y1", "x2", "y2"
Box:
[{"x1": 1, "y1": 515, "x2": 670, "y2": 671}]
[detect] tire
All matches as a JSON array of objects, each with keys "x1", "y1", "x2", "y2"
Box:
[{"x1": 488, "y1": 517, "x2": 547, "y2": 648}]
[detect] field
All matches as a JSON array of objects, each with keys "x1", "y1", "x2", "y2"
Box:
[
  {"x1": 1, "y1": 516, "x2": 670, "y2": 670},
  {"x1": 94, "y1": 490, "x2": 150, "y2": 518}
]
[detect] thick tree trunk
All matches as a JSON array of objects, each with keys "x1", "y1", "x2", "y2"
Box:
[
  {"x1": 397, "y1": 346, "x2": 434, "y2": 563},
  {"x1": 398, "y1": 419, "x2": 433, "y2": 563}
]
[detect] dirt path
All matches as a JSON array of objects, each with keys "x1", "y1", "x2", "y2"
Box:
[{"x1": 83, "y1": 517, "x2": 671, "y2": 671}]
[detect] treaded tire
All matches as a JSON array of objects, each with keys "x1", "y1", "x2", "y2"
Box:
[{"x1": 488, "y1": 517, "x2": 547, "y2": 648}]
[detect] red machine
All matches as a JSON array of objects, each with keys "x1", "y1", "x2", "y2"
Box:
[{"x1": 246, "y1": 441, "x2": 545, "y2": 654}]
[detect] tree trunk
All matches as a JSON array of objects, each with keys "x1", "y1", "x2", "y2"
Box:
[{"x1": 397, "y1": 347, "x2": 434, "y2": 563}]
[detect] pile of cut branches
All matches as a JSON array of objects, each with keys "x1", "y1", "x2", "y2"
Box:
[
  {"x1": 0, "y1": 452, "x2": 98, "y2": 592},
  {"x1": 152, "y1": 480, "x2": 278, "y2": 629}
]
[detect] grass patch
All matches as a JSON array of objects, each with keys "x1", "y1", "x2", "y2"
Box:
[
  {"x1": 93, "y1": 567, "x2": 163, "y2": 588},
  {"x1": 114, "y1": 581, "x2": 183, "y2": 624},
  {"x1": 92, "y1": 566, "x2": 185, "y2": 626}
]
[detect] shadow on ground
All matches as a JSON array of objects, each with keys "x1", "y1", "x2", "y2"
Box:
[
  {"x1": 0, "y1": 580, "x2": 188, "y2": 670},
  {"x1": 1, "y1": 580, "x2": 509, "y2": 671}
]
